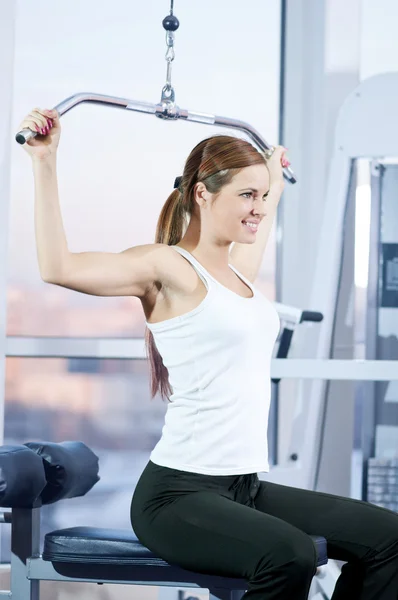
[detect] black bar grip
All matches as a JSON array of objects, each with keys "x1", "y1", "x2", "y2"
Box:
[
  {"x1": 300, "y1": 311, "x2": 323, "y2": 323},
  {"x1": 272, "y1": 328, "x2": 294, "y2": 384}
]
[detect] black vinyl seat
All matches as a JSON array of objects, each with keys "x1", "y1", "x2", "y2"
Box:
[{"x1": 43, "y1": 526, "x2": 328, "y2": 587}]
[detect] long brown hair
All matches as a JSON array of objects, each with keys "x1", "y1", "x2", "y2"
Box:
[{"x1": 145, "y1": 135, "x2": 266, "y2": 402}]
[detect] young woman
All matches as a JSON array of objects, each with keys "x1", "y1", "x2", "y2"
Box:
[{"x1": 19, "y1": 107, "x2": 398, "y2": 599}]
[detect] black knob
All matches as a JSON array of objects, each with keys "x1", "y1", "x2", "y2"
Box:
[
  {"x1": 162, "y1": 14, "x2": 180, "y2": 31},
  {"x1": 290, "y1": 453, "x2": 298, "y2": 461}
]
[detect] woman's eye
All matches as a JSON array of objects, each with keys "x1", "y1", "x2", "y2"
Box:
[{"x1": 241, "y1": 192, "x2": 252, "y2": 198}]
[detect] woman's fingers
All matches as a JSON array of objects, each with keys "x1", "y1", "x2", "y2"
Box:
[
  {"x1": 275, "y1": 146, "x2": 290, "y2": 168},
  {"x1": 20, "y1": 108, "x2": 56, "y2": 136},
  {"x1": 267, "y1": 145, "x2": 291, "y2": 168}
]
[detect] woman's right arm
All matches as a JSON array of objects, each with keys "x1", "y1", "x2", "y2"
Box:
[
  {"x1": 33, "y1": 155, "x2": 164, "y2": 297},
  {"x1": 22, "y1": 108, "x2": 162, "y2": 298}
]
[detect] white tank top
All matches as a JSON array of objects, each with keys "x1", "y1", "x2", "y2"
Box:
[{"x1": 146, "y1": 245, "x2": 280, "y2": 475}]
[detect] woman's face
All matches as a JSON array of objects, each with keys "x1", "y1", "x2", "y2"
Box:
[{"x1": 196, "y1": 164, "x2": 270, "y2": 244}]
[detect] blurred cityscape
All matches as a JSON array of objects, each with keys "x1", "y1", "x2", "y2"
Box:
[
  {"x1": 4, "y1": 349, "x2": 168, "y2": 560},
  {"x1": 6, "y1": 283, "x2": 145, "y2": 337}
]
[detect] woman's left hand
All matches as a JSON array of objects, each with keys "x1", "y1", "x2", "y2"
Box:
[{"x1": 265, "y1": 145, "x2": 290, "y2": 191}]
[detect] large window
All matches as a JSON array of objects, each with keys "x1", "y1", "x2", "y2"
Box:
[
  {"x1": 3, "y1": 0, "x2": 282, "y2": 558},
  {"x1": 8, "y1": 0, "x2": 281, "y2": 337}
]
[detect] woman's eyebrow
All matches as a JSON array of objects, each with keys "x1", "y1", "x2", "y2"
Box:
[{"x1": 238, "y1": 187, "x2": 270, "y2": 196}]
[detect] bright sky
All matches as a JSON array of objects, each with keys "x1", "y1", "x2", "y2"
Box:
[{"x1": 9, "y1": 0, "x2": 281, "y2": 284}]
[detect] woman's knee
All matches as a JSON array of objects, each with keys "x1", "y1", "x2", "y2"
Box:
[
  {"x1": 253, "y1": 533, "x2": 317, "y2": 583},
  {"x1": 289, "y1": 544, "x2": 318, "y2": 579}
]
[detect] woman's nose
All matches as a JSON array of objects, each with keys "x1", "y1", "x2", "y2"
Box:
[{"x1": 253, "y1": 200, "x2": 266, "y2": 216}]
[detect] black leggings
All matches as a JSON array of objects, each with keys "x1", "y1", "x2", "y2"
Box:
[{"x1": 130, "y1": 460, "x2": 398, "y2": 599}]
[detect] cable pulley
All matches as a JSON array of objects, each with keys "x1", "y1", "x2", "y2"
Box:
[{"x1": 159, "y1": 1, "x2": 180, "y2": 117}]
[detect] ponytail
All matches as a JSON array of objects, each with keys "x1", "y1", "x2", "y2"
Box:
[
  {"x1": 145, "y1": 189, "x2": 188, "y2": 402},
  {"x1": 155, "y1": 190, "x2": 186, "y2": 245}
]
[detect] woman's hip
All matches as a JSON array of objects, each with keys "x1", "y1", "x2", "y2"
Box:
[{"x1": 130, "y1": 459, "x2": 259, "y2": 528}]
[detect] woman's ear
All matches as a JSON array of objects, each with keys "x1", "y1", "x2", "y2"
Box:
[{"x1": 194, "y1": 182, "x2": 211, "y2": 209}]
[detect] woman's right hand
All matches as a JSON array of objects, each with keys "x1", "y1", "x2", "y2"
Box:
[{"x1": 18, "y1": 107, "x2": 61, "y2": 161}]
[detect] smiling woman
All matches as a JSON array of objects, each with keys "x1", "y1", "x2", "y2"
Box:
[{"x1": 155, "y1": 136, "x2": 269, "y2": 245}]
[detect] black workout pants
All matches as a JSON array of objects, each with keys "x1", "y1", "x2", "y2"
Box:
[{"x1": 130, "y1": 460, "x2": 398, "y2": 599}]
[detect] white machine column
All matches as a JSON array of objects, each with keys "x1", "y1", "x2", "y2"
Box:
[{"x1": 276, "y1": 0, "x2": 361, "y2": 483}]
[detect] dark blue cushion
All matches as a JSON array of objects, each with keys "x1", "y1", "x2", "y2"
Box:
[
  {"x1": 25, "y1": 441, "x2": 99, "y2": 504},
  {"x1": 0, "y1": 445, "x2": 46, "y2": 508}
]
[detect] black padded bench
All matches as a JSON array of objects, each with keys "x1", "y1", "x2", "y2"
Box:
[{"x1": 0, "y1": 441, "x2": 328, "y2": 600}]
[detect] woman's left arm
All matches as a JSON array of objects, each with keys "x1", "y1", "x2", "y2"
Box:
[{"x1": 229, "y1": 147, "x2": 288, "y2": 283}]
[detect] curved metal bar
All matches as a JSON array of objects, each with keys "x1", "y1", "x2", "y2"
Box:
[{"x1": 15, "y1": 92, "x2": 296, "y2": 183}]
